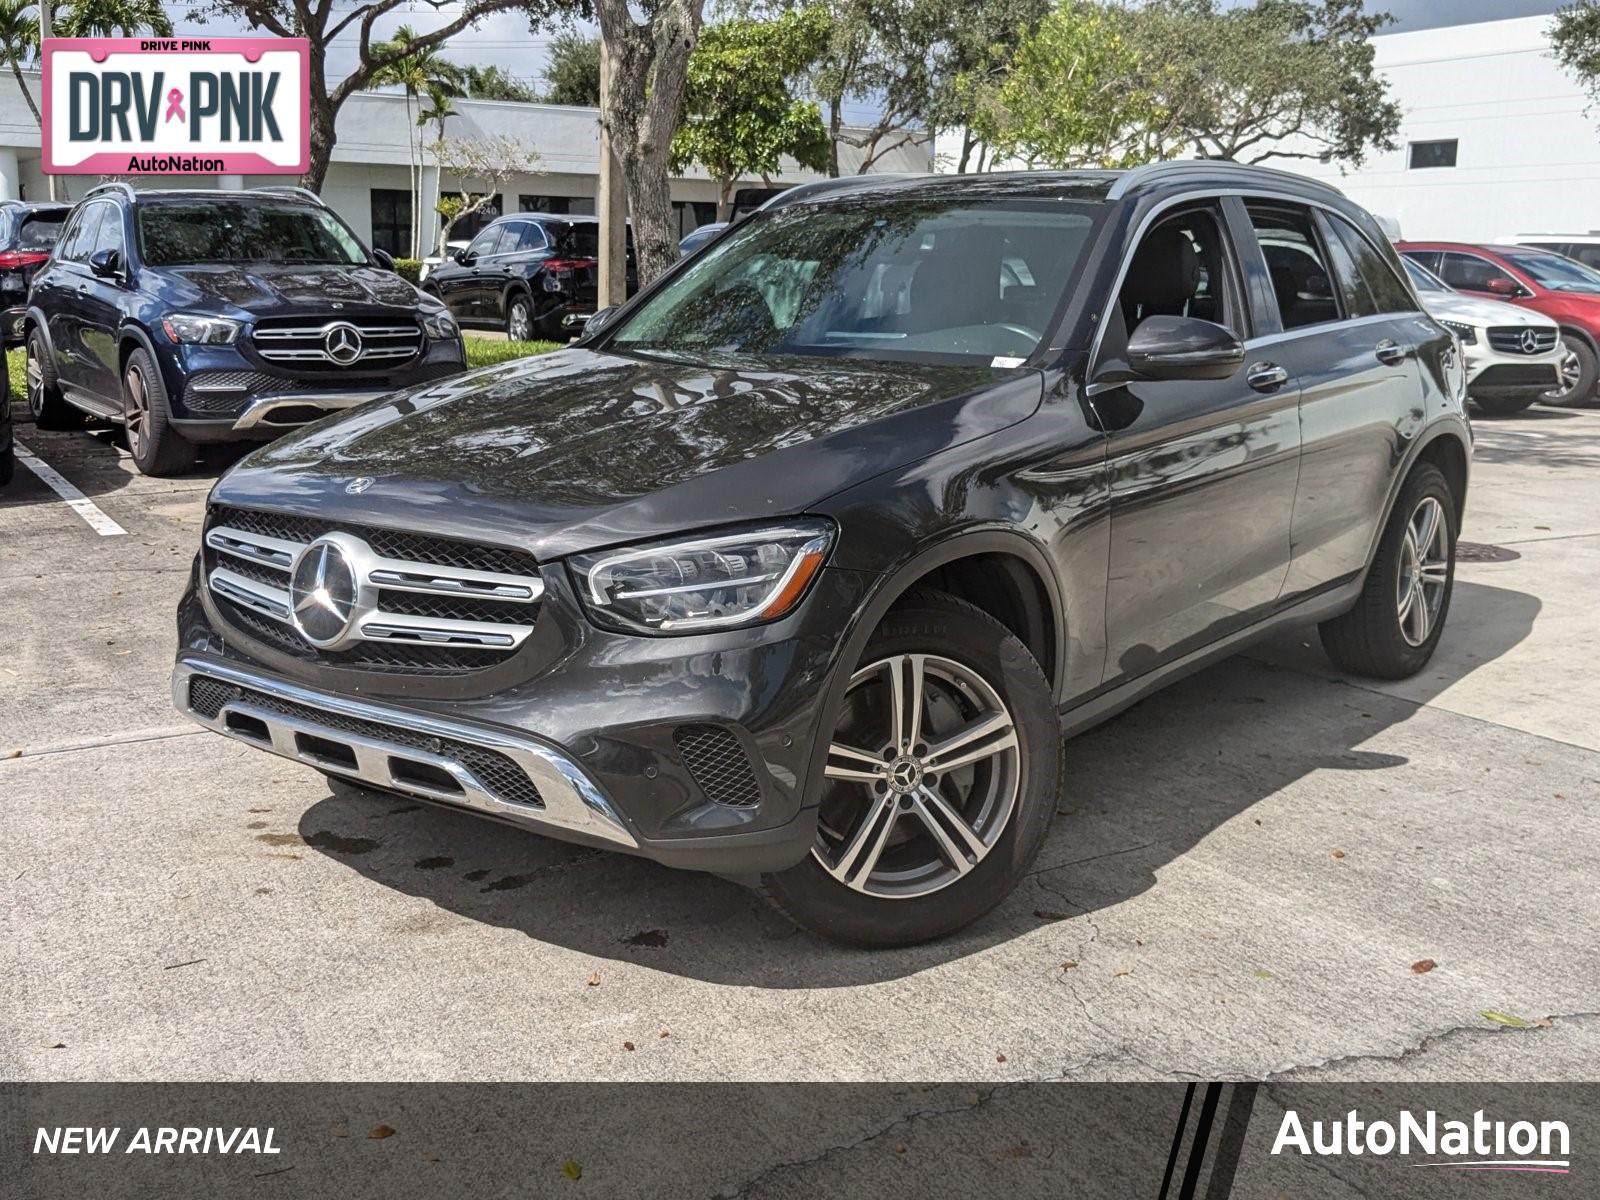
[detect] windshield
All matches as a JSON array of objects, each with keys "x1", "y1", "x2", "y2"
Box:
[
  {"x1": 1403, "y1": 256, "x2": 1449, "y2": 294},
  {"x1": 1499, "y1": 249, "x2": 1600, "y2": 293},
  {"x1": 15, "y1": 212, "x2": 66, "y2": 252},
  {"x1": 607, "y1": 197, "x2": 1103, "y2": 366},
  {"x1": 137, "y1": 201, "x2": 369, "y2": 267}
]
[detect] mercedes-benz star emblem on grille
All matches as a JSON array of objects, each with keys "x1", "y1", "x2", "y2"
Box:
[
  {"x1": 345, "y1": 476, "x2": 375, "y2": 495},
  {"x1": 324, "y1": 322, "x2": 365, "y2": 365},
  {"x1": 289, "y1": 538, "x2": 362, "y2": 648},
  {"x1": 1520, "y1": 328, "x2": 1541, "y2": 354}
]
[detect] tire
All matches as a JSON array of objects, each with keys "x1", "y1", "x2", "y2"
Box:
[
  {"x1": 1542, "y1": 335, "x2": 1598, "y2": 407},
  {"x1": 760, "y1": 590, "x2": 1062, "y2": 947},
  {"x1": 0, "y1": 440, "x2": 13, "y2": 487},
  {"x1": 121, "y1": 347, "x2": 192, "y2": 477},
  {"x1": 1319, "y1": 462, "x2": 1456, "y2": 680},
  {"x1": 1470, "y1": 393, "x2": 1536, "y2": 417},
  {"x1": 505, "y1": 292, "x2": 534, "y2": 342},
  {"x1": 25, "y1": 327, "x2": 82, "y2": 430}
]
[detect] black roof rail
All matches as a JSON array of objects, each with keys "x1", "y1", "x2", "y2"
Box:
[
  {"x1": 251, "y1": 185, "x2": 326, "y2": 206},
  {"x1": 1107, "y1": 158, "x2": 1345, "y2": 200},
  {"x1": 83, "y1": 181, "x2": 138, "y2": 202}
]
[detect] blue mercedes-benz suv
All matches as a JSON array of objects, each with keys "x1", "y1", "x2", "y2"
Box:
[{"x1": 23, "y1": 183, "x2": 465, "y2": 475}]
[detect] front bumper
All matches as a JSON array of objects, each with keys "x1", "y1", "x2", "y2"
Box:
[
  {"x1": 1463, "y1": 345, "x2": 1563, "y2": 398},
  {"x1": 174, "y1": 560, "x2": 870, "y2": 873}
]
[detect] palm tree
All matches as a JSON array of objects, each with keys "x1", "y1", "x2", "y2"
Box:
[
  {"x1": 418, "y1": 81, "x2": 460, "y2": 258},
  {"x1": 373, "y1": 26, "x2": 463, "y2": 256},
  {"x1": 0, "y1": 0, "x2": 41, "y2": 126},
  {"x1": 55, "y1": 0, "x2": 171, "y2": 36}
]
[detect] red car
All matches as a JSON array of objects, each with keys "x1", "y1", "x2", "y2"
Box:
[{"x1": 1397, "y1": 241, "x2": 1600, "y2": 405}]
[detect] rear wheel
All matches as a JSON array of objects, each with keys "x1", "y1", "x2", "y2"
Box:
[
  {"x1": 761, "y1": 591, "x2": 1061, "y2": 947},
  {"x1": 1319, "y1": 462, "x2": 1456, "y2": 680},
  {"x1": 0, "y1": 439, "x2": 12, "y2": 486},
  {"x1": 122, "y1": 348, "x2": 192, "y2": 476},
  {"x1": 1542, "y1": 335, "x2": 1598, "y2": 406},
  {"x1": 25, "y1": 327, "x2": 81, "y2": 430},
  {"x1": 506, "y1": 292, "x2": 534, "y2": 341}
]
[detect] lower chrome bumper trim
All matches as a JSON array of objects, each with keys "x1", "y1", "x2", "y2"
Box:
[
  {"x1": 171, "y1": 655, "x2": 638, "y2": 849},
  {"x1": 231, "y1": 392, "x2": 386, "y2": 432}
]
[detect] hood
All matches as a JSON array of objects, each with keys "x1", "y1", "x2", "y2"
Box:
[
  {"x1": 153, "y1": 263, "x2": 430, "y2": 315},
  {"x1": 212, "y1": 348, "x2": 1042, "y2": 560},
  {"x1": 1420, "y1": 291, "x2": 1557, "y2": 328}
]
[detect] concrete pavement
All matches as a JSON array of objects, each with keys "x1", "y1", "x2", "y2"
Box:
[{"x1": 3, "y1": 401, "x2": 1597, "y2": 1083}]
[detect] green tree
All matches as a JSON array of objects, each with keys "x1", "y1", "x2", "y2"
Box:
[
  {"x1": 1554, "y1": 0, "x2": 1600, "y2": 119},
  {"x1": 459, "y1": 63, "x2": 541, "y2": 103},
  {"x1": 1125, "y1": 0, "x2": 1400, "y2": 166},
  {"x1": 969, "y1": 0, "x2": 1168, "y2": 169},
  {"x1": 0, "y1": 0, "x2": 40, "y2": 124},
  {"x1": 540, "y1": 29, "x2": 600, "y2": 106},
  {"x1": 925, "y1": 0, "x2": 1049, "y2": 172},
  {"x1": 372, "y1": 25, "x2": 463, "y2": 255},
  {"x1": 670, "y1": 10, "x2": 831, "y2": 219},
  {"x1": 55, "y1": 0, "x2": 172, "y2": 35}
]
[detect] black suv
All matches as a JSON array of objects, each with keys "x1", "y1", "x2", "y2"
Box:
[
  {"x1": 173, "y1": 164, "x2": 1470, "y2": 946},
  {"x1": 24, "y1": 184, "x2": 465, "y2": 476},
  {"x1": 424, "y1": 212, "x2": 635, "y2": 341},
  {"x1": 1, "y1": 199, "x2": 71, "y2": 348}
]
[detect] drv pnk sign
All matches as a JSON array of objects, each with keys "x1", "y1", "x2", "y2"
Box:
[{"x1": 42, "y1": 38, "x2": 310, "y2": 175}]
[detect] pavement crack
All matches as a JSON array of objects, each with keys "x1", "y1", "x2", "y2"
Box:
[{"x1": 1260, "y1": 1010, "x2": 1600, "y2": 1080}]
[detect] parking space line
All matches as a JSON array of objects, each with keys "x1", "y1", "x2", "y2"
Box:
[{"x1": 12, "y1": 440, "x2": 128, "y2": 537}]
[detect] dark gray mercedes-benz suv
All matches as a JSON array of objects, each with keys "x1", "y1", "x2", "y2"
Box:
[{"x1": 173, "y1": 162, "x2": 1470, "y2": 945}]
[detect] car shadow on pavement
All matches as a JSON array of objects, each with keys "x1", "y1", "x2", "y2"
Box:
[{"x1": 296, "y1": 580, "x2": 1540, "y2": 988}]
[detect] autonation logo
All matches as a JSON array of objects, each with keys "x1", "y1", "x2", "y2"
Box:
[{"x1": 1273, "y1": 1108, "x2": 1571, "y2": 1174}]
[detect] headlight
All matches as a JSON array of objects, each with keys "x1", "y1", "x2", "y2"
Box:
[
  {"x1": 162, "y1": 313, "x2": 240, "y2": 345},
  {"x1": 571, "y1": 520, "x2": 834, "y2": 634},
  {"x1": 422, "y1": 309, "x2": 458, "y2": 339},
  {"x1": 1439, "y1": 319, "x2": 1477, "y2": 345}
]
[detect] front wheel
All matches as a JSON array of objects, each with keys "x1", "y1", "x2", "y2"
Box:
[
  {"x1": 122, "y1": 348, "x2": 192, "y2": 476},
  {"x1": 1542, "y1": 335, "x2": 1598, "y2": 407},
  {"x1": 1319, "y1": 462, "x2": 1456, "y2": 679},
  {"x1": 761, "y1": 591, "x2": 1062, "y2": 947}
]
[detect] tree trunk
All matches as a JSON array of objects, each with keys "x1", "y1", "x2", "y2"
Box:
[
  {"x1": 957, "y1": 126, "x2": 975, "y2": 174},
  {"x1": 595, "y1": 0, "x2": 704, "y2": 287},
  {"x1": 303, "y1": 89, "x2": 336, "y2": 192},
  {"x1": 826, "y1": 100, "x2": 843, "y2": 177},
  {"x1": 10, "y1": 62, "x2": 39, "y2": 125},
  {"x1": 715, "y1": 176, "x2": 732, "y2": 223},
  {"x1": 405, "y1": 92, "x2": 418, "y2": 256}
]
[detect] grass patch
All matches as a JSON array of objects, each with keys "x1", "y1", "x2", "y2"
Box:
[{"x1": 4, "y1": 336, "x2": 558, "y2": 402}]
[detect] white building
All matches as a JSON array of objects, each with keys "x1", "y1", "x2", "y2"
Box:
[
  {"x1": 0, "y1": 69, "x2": 930, "y2": 255},
  {"x1": 1289, "y1": 13, "x2": 1600, "y2": 242}
]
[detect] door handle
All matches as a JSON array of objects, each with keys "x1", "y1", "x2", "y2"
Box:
[
  {"x1": 1375, "y1": 338, "x2": 1407, "y2": 365},
  {"x1": 1246, "y1": 362, "x2": 1289, "y2": 392}
]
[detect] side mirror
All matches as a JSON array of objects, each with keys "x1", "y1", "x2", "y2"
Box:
[
  {"x1": 583, "y1": 306, "x2": 617, "y2": 337},
  {"x1": 1114, "y1": 315, "x2": 1245, "y2": 383},
  {"x1": 1483, "y1": 277, "x2": 1518, "y2": 296},
  {"x1": 88, "y1": 248, "x2": 122, "y2": 279},
  {"x1": 371, "y1": 248, "x2": 395, "y2": 272},
  {"x1": 453, "y1": 249, "x2": 473, "y2": 266}
]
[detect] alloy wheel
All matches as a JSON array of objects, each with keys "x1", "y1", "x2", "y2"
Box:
[
  {"x1": 509, "y1": 300, "x2": 532, "y2": 341},
  {"x1": 1396, "y1": 495, "x2": 1449, "y2": 647},
  {"x1": 1548, "y1": 348, "x2": 1582, "y2": 400},
  {"x1": 813, "y1": 653, "x2": 1021, "y2": 899},
  {"x1": 124, "y1": 363, "x2": 149, "y2": 458},
  {"x1": 25, "y1": 350, "x2": 43, "y2": 418}
]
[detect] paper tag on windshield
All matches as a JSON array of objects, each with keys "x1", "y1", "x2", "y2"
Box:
[{"x1": 991, "y1": 356, "x2": 1025, "y2": 368}]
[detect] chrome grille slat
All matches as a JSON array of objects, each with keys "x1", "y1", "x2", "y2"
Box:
[
  {"x1": 203, "y1": 507, "x2": 542, "y2": 672},
  {"x1": 1486, "y1": 326, "x2": 1560, "y2": 355},
  {"x1": 249, "y1": 317, "x2": 423, "y2": 367}
]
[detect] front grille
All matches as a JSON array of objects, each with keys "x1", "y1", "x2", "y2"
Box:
[
  {"x1": 203, "y1": 504, "x2": 543, "y2": 676},
  {"x1": 251, "y1": 316, "x2": 423, "y2": 368},
  {"x1": 184, "y1": 370, "x2": 314, "y2": 414},
  {"x1": 1476, "y1": 363, "x2": 1560, "y2": 387},
  {"x1": 674, "y1": 724, "x2": 761, "y2": 807},
  {"x1": 1486, "y1": 326, "x2": 1559, "y2": 355},
  {"x1": 188, "y1": 676, "x2": 542, "y2": 808}
]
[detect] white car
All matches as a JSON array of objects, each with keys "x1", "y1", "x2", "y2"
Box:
[
  {"x1": 419, "y1": 240, "x2": 471, "y2": 282},
  {"x1": 1402, "y1": 256, "x2": 1564, "y2": 416}
]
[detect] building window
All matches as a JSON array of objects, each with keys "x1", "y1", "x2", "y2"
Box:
[
  {"x1": 451, "y1": 194, "x2": 504, "y2": 243},
  {"x1": 520, "y1": 194, "x2": 596, "y2": 216},
  {"x1": 370, "y1": 188, "x2": 411, "y2": 257},
  {"x1": 1408, "y1": 140, "x2": 1458, "y2": 169}
]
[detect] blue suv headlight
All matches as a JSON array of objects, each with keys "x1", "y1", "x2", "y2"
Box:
[{"x1": 162, "y1": 313, "x2": 241, "y2": 345}]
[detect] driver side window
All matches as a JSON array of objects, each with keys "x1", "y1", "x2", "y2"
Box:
[
  {"x1": 467, "y1": 226, "x2": 503, "y2": 258},
  {"x1": 1118, "y1": 205, "x2": 1242, "y2": 336}
]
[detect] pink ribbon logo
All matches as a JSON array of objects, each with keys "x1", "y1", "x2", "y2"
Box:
[{"x1": 164, "y1": 88, "x2": 185, "y2": 123}]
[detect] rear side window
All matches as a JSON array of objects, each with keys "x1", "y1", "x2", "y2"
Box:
[
  {"x1": 1246, "y1": 203, "x2": 1339, "y2": 330},
  {"x1": 16, "y1": 212, "x2": 66, "y2": 252},
  {"x1": 1569, "y1": 245, "x2": 1600, "y2": 271},
  {"x1": 514, "y1": 222, "x2": 548, "y2": 251},
  {"x1": 1318, "y1": 212, "x2": 1417, "y2": 316}
]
